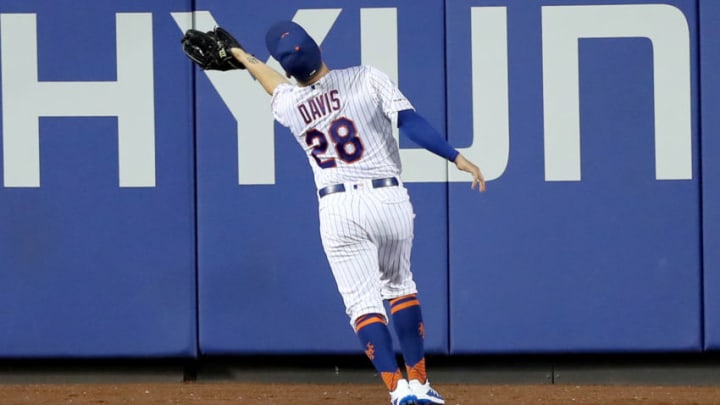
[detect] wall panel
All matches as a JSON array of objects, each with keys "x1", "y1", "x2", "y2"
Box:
[
  {"x1": 0, "y1": 0, "x2": 197, "y2": 357},
  {"x1": 447, "y1": 0, "x2": 702, "y2": 353}
]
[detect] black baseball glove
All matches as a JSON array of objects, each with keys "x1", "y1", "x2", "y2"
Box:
[{"x1": 181, "y1": 27, "x2": 246, "y2": 71}]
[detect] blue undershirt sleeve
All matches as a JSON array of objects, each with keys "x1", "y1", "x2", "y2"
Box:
[{"x1": 397, "y1": 109, "x2": 459, "y2": 162}]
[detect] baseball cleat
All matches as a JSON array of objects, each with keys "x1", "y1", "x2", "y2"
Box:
[
  {"x1": 409, "y1": 379, "x2": 445, "y2": 404},
  {"x1": 390, "y1": 379, "x2": 418, "y2": 405}
]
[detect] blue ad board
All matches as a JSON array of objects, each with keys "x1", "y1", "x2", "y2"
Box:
[
  {"x1": 700, "y1": 0, "x2": 720, "y2": 350},
  {"x1": 447, "y1": 0, "x2": 701, "y2": 353},
  {"x1": 0, "y1": 0, "x2": 197, "y2": 357},
  {"x1": 0, "y1": 0, "x2": 714, "y2": 358}
]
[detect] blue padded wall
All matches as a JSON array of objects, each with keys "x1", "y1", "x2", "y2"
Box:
[
  {"x1": 0, "y1": 0, "x2": 714, "y2": 358},
  {"x1": 447, "y1": 0, "x2": 701, "y2": 353},
  {"x1": 700, "y1": 0, "x2": 720, "y2": 350},
  {"x1": 0, "y1": 0, "x2": 197, "y2": 357}
]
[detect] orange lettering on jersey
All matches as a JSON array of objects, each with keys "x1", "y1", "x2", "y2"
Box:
[
  {"x1": 298, "y1": 104, "x2": 312, "y2": 124},
  {"x1": 315, "y1": 94, "x2": 327, "y2": 115},
  {"x1": 309, "y1": 98, "x2": 322, "y2": 120},
  {"x1": 329, "y1": 89, "x2": 341, "y2": 110},
  {"x1": 297, "y1": 90, "x2": 342, "y2": 125}
]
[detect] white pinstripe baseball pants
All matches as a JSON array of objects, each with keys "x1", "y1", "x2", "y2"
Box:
[{"x1": 318, "y1": 181, "x2": 418, "y2": 326}]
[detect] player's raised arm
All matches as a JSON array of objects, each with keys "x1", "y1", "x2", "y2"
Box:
[
  {"x1": 180, "y1": 27, "x2": 288, "y2": 95},
  {"x1": 232, "y1": 48, "x2": 289, "y2": 96}
]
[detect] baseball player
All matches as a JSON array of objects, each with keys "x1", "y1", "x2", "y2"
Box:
[{"x1": 228, "y1": 21, "x2": 485, "y2": 405}]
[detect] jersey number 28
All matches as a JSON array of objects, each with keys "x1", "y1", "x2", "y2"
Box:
[{"x1": 305, "y1": 116, "x2": 365, "y2": 169}]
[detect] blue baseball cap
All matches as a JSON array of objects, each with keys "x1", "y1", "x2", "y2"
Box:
[{"x1": 266, "y1": 21, "x2": 322, "y2": 82}]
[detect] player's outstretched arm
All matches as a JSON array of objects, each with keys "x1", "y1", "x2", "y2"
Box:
[
  {"x1": 231, "y1": 48, "x2": 289, "y2": 95},
  {"x1": 454, "y1": 153, "x2": 486, "y2": 192},
  {"x1": 397, "y1": 109, "x2": 486, "y2": 192}
]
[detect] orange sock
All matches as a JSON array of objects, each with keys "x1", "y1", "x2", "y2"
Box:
[
  {"x1": 381, "y1": 369, "x2": 404, "y2": 391},
  {"x1": 355, "y1": 313, "x2": 403, "y2": 392},
  {"x1": 390, "y1": 294, "x2": 428, "y2": 384},
  {"x1": 406, "y1": 358, "x2": 427, "y2": 384}
]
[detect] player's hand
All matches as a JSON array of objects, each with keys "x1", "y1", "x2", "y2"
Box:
[{"x1": 454, "y1": 153, "x2": 486, "y2": 192}]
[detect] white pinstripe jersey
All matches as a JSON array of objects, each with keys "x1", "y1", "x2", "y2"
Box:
[{"x1": 271, "y1": 65, "x2": 414, "y2": 189}]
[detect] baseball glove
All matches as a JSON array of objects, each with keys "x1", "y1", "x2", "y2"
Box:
[{"x1": 181, "y1": 27, "x2": 246, "y2": 71}]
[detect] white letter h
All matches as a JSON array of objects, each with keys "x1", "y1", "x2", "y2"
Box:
[{"x1": 1, "y1": 13, "x2": 156, "y2": 187}]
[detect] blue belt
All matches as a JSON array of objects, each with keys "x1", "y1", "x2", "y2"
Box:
[{"x1": 318, "y1": 177, "x2": 399, "y2": 198}]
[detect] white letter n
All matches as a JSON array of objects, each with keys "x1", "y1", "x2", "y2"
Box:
[
  {"x1": 1, "y1": 13, "x2": 156, "y2": 187},
  {"x1": 542, "y1": 4, "x2": 692, "y2": 181}
]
